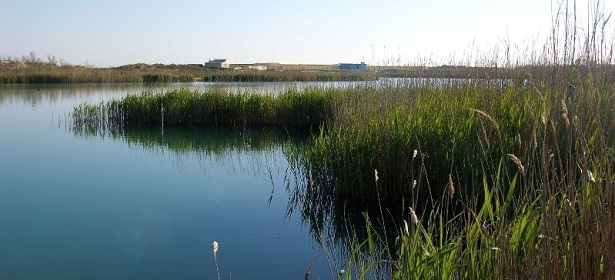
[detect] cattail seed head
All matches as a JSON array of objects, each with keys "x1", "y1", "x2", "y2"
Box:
[{"x1": 374, "y1": 169, "x2": 379, "y2": 183}]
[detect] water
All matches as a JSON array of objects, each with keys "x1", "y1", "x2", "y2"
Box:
[{"x1": 0, "y1": 82, "x2": 366, "y2": 279}]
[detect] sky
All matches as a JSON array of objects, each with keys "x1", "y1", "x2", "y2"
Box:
[{"x1": 2, "y1": 0, "x2": 613, "y2": 67}]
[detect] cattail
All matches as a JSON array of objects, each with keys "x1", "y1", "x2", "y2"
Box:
[
  {"x1": 374, "y1": 169, "x2": 379, "y2": 183},
  {"x1": 412, "y1": 180, "x2": 417, "y2": 189},
  {"x1": 412, "y1": 149, "x2": 418, "y2": 160},
  {"x1": 409, "y1": 207, "x2": 419, "y2": 225},
  {"x1": 448, "y1": 174, "x2": 455, "y2": 200}
]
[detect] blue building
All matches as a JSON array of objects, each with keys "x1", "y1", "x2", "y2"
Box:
[{"x1": 338, "y1": 62, "x2": 368, "y2": 71}]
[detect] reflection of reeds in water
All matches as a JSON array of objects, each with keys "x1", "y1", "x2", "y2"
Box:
[
  {"x1": 71, "y1": 123, "x2": 309, "y2": 156},
  {"x1": 71, "y1": 124, "x2": 309, "y2": 178}
]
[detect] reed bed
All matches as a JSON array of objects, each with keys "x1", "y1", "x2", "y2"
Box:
[
  {"x1": 72, "y1": 87, "x2": 338, "y2": 130},
  {"x1": 280, "y1": 1, "x2": 615, "y2": 278},
  {"x1": 201, "y1": 70, "x2": 377, "y2": 82},
  {"x1": 283, "y1": 66, "x2": 614, "y2": 278},
  {"x1": 0, "y1": 61, "x2": 197, "y2": 83}
]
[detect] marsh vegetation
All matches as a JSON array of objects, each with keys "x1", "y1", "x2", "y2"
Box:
[
  {"x1": 67, "y1": 1, "x2": 615, "y2": 278},
  {"x1": 72, "y1": 63, "x2": 614, "y2": 279}
]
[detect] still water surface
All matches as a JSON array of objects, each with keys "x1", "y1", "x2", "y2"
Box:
[{"x1": 0, "y1": 82, "x2": 372, "y2": 279}]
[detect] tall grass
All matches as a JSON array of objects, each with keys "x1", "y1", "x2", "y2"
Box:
[
  {"x1": 282, "y1": 1, "x2": 615, "y2": 278},
  {"x1": 201, "y1": 69, "x2": 377, "y2": 82},
  {"x1": 72, "y1": 87, "x2": 338, "y2": 130},
  {"x1": 284, "y1": 67, "x2": 614, "y2": 278}
]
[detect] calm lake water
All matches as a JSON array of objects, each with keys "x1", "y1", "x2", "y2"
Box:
[{"x1": 0, "y1": 82, "x2": 378, "y2": 279}]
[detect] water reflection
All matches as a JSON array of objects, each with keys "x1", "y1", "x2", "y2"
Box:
[
  {"x1": 78, "y1": 124, "x2": 407, "y2": 271},
  {"x1": 0, "y1": 81, "x2": 369, "y2": 107},
  {"x1": 63, "y1": 122, "x2": 331, "y2": 278},
  {"x1": 69, "y1": 121, "x2": 396, "y2": 273},
  {"x1": 0, "y1": 78, "x2": 508, "y2": 107},
  {"x1": 71, "y1": 124, "x2": 310, "y2": 174},
  {"x1": 286, "y1": 172, "x2": 407, "y2": 260}
]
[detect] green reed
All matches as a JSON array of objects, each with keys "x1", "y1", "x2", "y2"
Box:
[
  {"x1": 72, "y1": 87, "x2": 339, "y2": 129},
  {"x1": 201, "y1": 70, "x2": 377, "y2": 82},
  {"x1": 285, "y1": 0, "x2": 615, "y2": 277},
  {"x1": 288, "y1": 66, "x2": 614, "y2": 278},
  {"x1": 287, "y1": 81, "x2": 545, "y2": 206}
]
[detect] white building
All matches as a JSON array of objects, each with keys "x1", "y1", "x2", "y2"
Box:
[
  {"x1": 248, "y1": 65, "x2": 267, "y2": 71},
  {"x1": 204, "y1": 59, "x2": 230, "y2": 69}
]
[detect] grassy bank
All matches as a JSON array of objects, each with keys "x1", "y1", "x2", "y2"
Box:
[
  {"x1": 0, "y1": 56, "x2": 377, "y2": 83},
  {"x1": 0, "y1": 60, "x2": 201, "y2": 83}
]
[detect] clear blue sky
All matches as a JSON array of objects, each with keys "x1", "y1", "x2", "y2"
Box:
[{"x1": 1, "y1": 0, "x2": 613, "y2": 66}]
